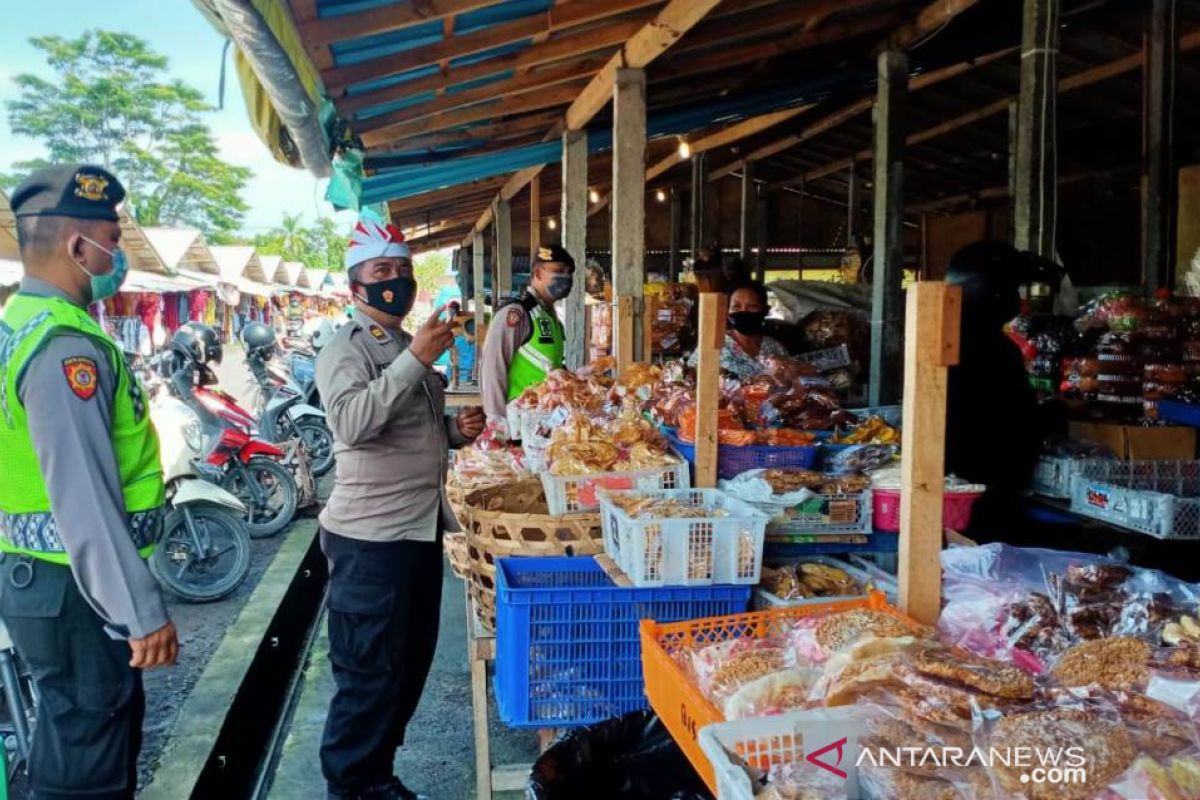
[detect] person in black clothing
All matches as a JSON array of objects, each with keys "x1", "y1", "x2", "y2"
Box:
[{"x1": 945, "y1": 241, "x2": 1052, "y2": 544}]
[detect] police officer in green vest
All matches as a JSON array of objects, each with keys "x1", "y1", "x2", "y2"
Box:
[
  {"x1": 479, "y1": 244, "x2": 574, "y2": 427},
  {"x1": 0, "y1": 165, "x2": 177, "y2": 800}
]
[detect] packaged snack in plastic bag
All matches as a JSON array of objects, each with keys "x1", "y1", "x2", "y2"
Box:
[
  {"x1": 690, "y1": 637, "x2": 796, "y2": 705},
  {"x1": 755, "y1": 760, "x2": 848, "y2": 800},
  {"x1": 722, "y1": 667, "x2": 819, "y2": 720}
]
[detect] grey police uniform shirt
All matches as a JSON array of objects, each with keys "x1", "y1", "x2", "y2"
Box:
[
  {"x1": 316, "y1": 315, "x2": 467, "y2": 542},
  {"x1": 14, "y1": 277, "x2": 169, "y2": 641}
]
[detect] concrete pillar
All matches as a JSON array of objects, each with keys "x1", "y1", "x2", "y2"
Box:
[
  {"x1": 739, "y1": 163, "x2": 753, "y2": 260},
  {"x1": 1144, "y1": 0, "x2": 1178, "y2": 288},
  {"x1": 493, "y1": 198, "x2": 512, "y2": 299},
  {"x1": 690, "y1": 151, "x2": 707, "y2": 259}
]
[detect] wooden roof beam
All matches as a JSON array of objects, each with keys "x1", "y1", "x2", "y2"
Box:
[
  {"x1": 358, "y1": 56, "x2": 605, "y2": 133},
  {"x1": 323, "y1": 0, "x2": 666, "y2": 94},
  {"x1": 386, "y1": 176, "x2": 509, "y2": 216},
  {"x1": 297, "y1": 1, "x2": 505, "y2": 48},
  {"x1": 709, "y1": 45, "x2": 1017, "y2": 181},
  {"x1": 588, "y1": 104, "x2": 815, "y2": 216},
  {"x1": 362, "y1": 80, "x2": 587, "y2": 147},
  {"x1": 464, "y1": 0, "x2": 722, "y2": 244},
  {"x1": 338, "y1": 13, "x2": 652, "y2": 115},
  {"x1": 774, "y1": 29, "x2": 1200, "y2": 191},
  {"x1": 373, "y1": 111, "x2": 563, "y2": 152}
]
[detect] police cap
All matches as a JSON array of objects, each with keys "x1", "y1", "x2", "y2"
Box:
[
  {"x1": 534, "y1": 244, "x2": 576, "y2": 272},
  {"x1": 10, "y1": 164, "x2": 125, "y2": 222}
]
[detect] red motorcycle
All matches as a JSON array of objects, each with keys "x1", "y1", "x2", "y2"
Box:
[{"x1": 188, "y1": 381, "x2": 300, "y2": 539}]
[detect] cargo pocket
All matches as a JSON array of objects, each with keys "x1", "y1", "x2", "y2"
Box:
[
  {"x1": 327, "y1": 581, "x2": 396, "y2": 673},
  {"x1": 33, "y1": 675, "x2": 136, "y2": 795}
]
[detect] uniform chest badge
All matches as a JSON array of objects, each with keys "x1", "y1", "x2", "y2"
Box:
[
  {"x1": 507, "y1": 308, "x2": 523, "y2": 328},
  {"x1": 369, "y1": 326, "x2": 388, "y2": 342},
  {"x1": 62, "y1": 357, "x2": 98, "y2": 400}
]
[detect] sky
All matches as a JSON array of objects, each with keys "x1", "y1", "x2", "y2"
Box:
[{"x1": 0, "y1": 0, "x2": 356, "y2": 236}]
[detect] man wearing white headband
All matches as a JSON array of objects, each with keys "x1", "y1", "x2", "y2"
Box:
[{"x1": 315, "y1": 210, "x2": 485, "y2": 800}]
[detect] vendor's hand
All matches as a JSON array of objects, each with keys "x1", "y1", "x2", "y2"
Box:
[
  {"x1": 457, "y1": 406, "x2": 486, "y2": 440},
  {"x1": 409, "y1": 304, "x2": 456, "y2": 366},
  {"x1": 130, "y1": 621, "x2": 178, "y2": 669}
]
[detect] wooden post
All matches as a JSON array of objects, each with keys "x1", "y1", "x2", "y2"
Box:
[
  {"x1": 643, "y1": 294, "x2": 656, "y2": 363},
  {"x1": 1007, "y1": 100, "x2": 1018, "y2": 241},
  {"x1": 493, "y1": 198, "x2": 512, "y2": 299},
  {"x1": 898, "y1": 282, "x2": 961, "y2": 626},
  {"x1": 529, "y1": 174, "x2": 541, "y2": 258},
  {"x1": 695, "y1": 293, "x2": 727, "y2": 489},
  {"x1": 616, "y1": 295, "x2": 636, "y2": 370},
  {"x1": 755, "y1": 184, "x2": 768, "y2": 281},
  {"x1": 846, "y1": 159, "x2": 859, "y2": 245},
  {"x1": 1144, "y1": 0, "x2": 1178, "y2": 288},
  {"x1": 869, "y1": 50, "x2": 908, "y2": 407},
  {"x1": 669, "y1": 186, "x2": 682, "y2": 281},
  {"x1": 562, "y1": 129, "x2": 588, "y2": 369},
  {"x1": 739, "y1": 163, "x2": 753, "y2": 260},
  {"x1": 797, "y1": 177, "x2": 805, "y2": 274},
  {"x1": 1013, "y1": 0, "x2": 1059, "y2": 258},
  {"x1": 690, "y1": 152, "x2": 707, "y2": 259},
  {"x1": 472, "y1": 229, "x2": 485, "y2": 382},
  {"x1": 611, "y1": 67, "x2": 647, "y2": 372}
]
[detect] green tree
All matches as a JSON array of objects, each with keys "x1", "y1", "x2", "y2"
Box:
[
  {"x1": 254, "y1": 213, "x2": 350, "y2": 273},
  {"x1": 3, "y1": 31, "x2": 251, "y2": 237}
]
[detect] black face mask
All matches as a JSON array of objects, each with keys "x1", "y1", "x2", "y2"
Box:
[
  {"x1": 356, "y1": 276, "x2": 416, "y2": 318},
  {"x1": 545, "y1": 274, "x2": 574, "y2": 301},
  {"x1": 728, "y1": 311, "x2": 766, "y2": 336}
]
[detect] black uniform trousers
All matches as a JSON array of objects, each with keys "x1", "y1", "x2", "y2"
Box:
[
  {"x1": 0, "y1": 556, "x2": 143, "y2": 800},
  {"x1": 319, "y1": 528, "x2": 443, "y2": 799}
]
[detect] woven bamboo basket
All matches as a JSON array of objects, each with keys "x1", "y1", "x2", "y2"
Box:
[
  {"x1": 443, "y1": 532, "x2": 471, "y2": 580},
  {"x1": 463, "y1": 479, "x2": 603, "y2": 631}
]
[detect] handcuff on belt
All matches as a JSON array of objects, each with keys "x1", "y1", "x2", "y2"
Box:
[{"x1": 9, "y1": 557, "x2": 34, "y2": 589}]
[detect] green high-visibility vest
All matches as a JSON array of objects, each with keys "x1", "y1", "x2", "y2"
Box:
[
  {"x1": 0, "y1": 293, "x2": 164, "y2": 564},
  {"x1": 506, "y1": 301, "x2": 565, "y2": 401}
]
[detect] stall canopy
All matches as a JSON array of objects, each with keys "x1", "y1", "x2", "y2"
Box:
[
  {"x1": 117, "y1": 212, "x2": 170, "y2": 275},
  {"x1": 143, "y1": 227, "x2": 219, "y2": 278},
  {"x1": 304, "y1": 268, "x2": 329, "y2": 293},
  {"x1": 212, "y1": 244, "x2": 273, "y2": 297},
  {"x1": 279, "y1": 260, "x2": 306, "y2": 287},
  {"x1": 0, "y1": 191, "x2": 19, "y2": 261}
]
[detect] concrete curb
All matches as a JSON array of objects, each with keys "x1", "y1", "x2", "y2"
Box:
[{"x1": 141, "y1": 519, "x2": 320, "y2": 800}]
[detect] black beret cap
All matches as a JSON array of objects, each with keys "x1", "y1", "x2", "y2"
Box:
[
  {"x1": 10, "y1": 164, "x2": 125, "y2": 222},
  {"x1": 534, "y1": 243, "x2": 576, "y2": 271}
]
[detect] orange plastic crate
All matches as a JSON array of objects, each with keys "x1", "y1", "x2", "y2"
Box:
[{"x1": 638, "y1": 591, "x2": 921, "y2": 794}]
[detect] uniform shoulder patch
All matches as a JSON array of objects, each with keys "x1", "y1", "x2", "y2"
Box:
[
  {"x1": 62, "y1": 356, "x2": 98, "y2": 401},
  {"x1": 506, "y1": 308, "x2": 524, "y2": 328}
]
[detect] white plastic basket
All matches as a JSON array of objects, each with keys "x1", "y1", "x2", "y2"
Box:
[
  {"x1": 520, "y1": 409, "x2": 555, "y2": 473},
  {"x1": 1068, "y1": 460, "x2": 1200, "y2": 540},
  {"x1": 699, "y1": 708, "x2": 868, "y2": 799},
  {"x1": 760, "y1": 490, "x2": 873, "y2": 536},
  {"x1": 541, "y1": 456, "x2": 691, "y2": 515},
  {"x1": 598, "y1": 489, "x2": 769, "y2": 587},
  {"x1": 1030, "y1": 455, "x2": 1113, "y2": 499},
  {"x1": 753, "y1": 555, "x2": 894, "y2": 609}
]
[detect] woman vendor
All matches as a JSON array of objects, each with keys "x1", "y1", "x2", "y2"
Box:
[{"x1": 688, "y1": 279, "x2": 787, "y2": 380}]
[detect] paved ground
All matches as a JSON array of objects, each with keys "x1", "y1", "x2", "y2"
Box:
[{"x1": 268, "y1": 563, "x2": 540, "y2": 800}]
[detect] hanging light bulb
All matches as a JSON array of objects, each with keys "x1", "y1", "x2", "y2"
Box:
[
  {"x1": 678, "y1": 139, "x2": 691, "y2": 159},
  {"x1": 589, "y1": 188, "x2": 600, "y2": 204},
  {"x1": 547, "y1": 217, "x2": 557, "y2": 230},
  {"x1": 655, "y1": 188, "x2": 667, "y2": 203}
]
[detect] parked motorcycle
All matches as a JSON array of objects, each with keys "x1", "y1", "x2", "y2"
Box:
[
  {"x1": 148, "y1": 385, "x2": 252, "y2": 602},
  {"x1": 168, "y1": 325, "x2": 299, "y2": 539},
  {"x1": 241, "y1": 322, "x2": 333, "y2": 476}
]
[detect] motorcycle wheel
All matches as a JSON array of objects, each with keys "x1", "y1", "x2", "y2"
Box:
[
  {"x1": 294, "y1": 417, "x2": 335, "y2": 477},
  {"x1": 150, "y1": 506, "x2": 251, "y2": 603},
  {"x1": 221, "y1": 456, "x2": 298, "y2": 539}
]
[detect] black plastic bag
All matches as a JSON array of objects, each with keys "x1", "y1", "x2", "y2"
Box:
[{"x1": 526, "y1": 711, "x2": 712, "y2": 800}]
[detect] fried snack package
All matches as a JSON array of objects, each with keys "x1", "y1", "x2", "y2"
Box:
[
  {"x1": 973, "y1": 696, "x2": 1138, "y2": 800},
  {"x1": 722, "y1": 667, "x2": 819, "y2": 720},
  {"x1": 756, "y1": 761, "x2": 849, "y2": 800},
  {"x1": 1107, "y1": 752, "x2": 1200, "y2": 800},
  {"x1": 689, "y1": 637, "x2": 797, "y2": 706}
]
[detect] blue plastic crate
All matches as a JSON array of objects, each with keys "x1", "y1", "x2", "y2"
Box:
[
  {"x1": 494, "y1": 556, "x2": 750, "y2": 728},
  {"x1": 664, "y1": 430, "x2": 818, "y2": 480},
  {"x1": 1157, "y1": 400, "x2": 1200, "y2": 427}
]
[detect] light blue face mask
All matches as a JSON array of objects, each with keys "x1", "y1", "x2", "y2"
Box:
[{"x1": 75, "y1": 236, "x2": 129, "y2": 302}]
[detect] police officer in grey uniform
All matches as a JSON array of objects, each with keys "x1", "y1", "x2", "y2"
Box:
[
  {"x1": 0, "y1": 165, "x2": 177, "y2": 800},
  {"x1": 316, "y1": 214, "x2": 484, "y2": 800}
]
